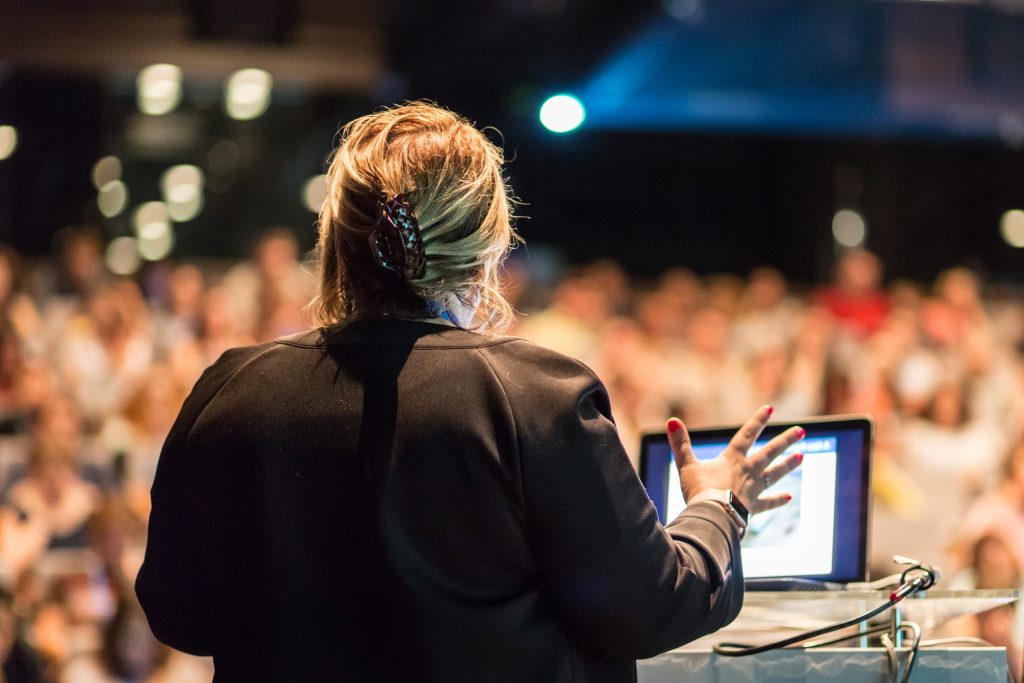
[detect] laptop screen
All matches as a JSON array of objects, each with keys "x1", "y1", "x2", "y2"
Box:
[{"x1": 639, "y1": 416, "x2": 872, "y2": 584}]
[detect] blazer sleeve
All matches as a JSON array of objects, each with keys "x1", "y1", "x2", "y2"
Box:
[
  {"x1": 484, "y1": 340, "x2": 744, "y2": 660},
  {"x1": 135, "y1": 344, "x2": 270, "y2": 655}
]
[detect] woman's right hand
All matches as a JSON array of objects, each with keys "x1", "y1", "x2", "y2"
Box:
[{"x1": 666, "y1": 405, "x2": 804, "y2": 514}]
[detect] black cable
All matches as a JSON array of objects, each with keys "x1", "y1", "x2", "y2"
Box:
[
  {"x1": 802, "y1": 625, "x2": 890, "y2": 649},
  {"x1": 712, "y1": 597, "x2": 899, "y2": 656},
  {"x1": 898, "y1": 621, "x2": 922, "y2": 683},
  {"x1": 713, "y1": 557, "x2": 938, "y2": 658}
]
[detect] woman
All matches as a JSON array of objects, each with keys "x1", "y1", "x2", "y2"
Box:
[{"x1": 136, "y1": 102, "x2": 803, "y2": 682}]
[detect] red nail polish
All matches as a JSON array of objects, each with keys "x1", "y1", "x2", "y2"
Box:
[
  {"x1": 785, "y1": 494, "x2": 793, "y2": 501},
  {"x1": 765, "y1": 405, "x2": 774, "y2": 416},
  {"x1": 667, "y1": 420, "x2": 682, "y2": 433},
  {"x1": 794, "y1": 453, "x2": 804, "y2": 463},
  {"x1": 796, "y1": 427, "x2": 806, "y2": 438}
]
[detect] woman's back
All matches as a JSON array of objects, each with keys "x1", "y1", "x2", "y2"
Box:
[
  {"x1": 137, "y1": 102, "x2": 763, "y2": 682},
  {"x1": 137, "y1": 320, "x2": 742, "y2": 681}
]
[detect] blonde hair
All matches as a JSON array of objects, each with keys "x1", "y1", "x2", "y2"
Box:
[{"x1": 309, "y1": 101, "x2": 521, "y2": 331}]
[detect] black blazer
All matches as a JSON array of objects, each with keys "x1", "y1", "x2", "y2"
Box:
[{"x1": 136, "y1": 320, "x2": 743, "y2": 682}]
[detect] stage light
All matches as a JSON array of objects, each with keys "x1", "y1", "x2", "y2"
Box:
[
  {"x1": 832, "y1": 209, "x2": 866, "y2": 248},
  {"x1": 137, "y1": 64, "x2": 183, "y2": 116},
  {"x1": 0, "y1": 126, "x2": 18, "y2": 160},
  {"x1": 105, "y1": 237, "x2": 141, "y2": 275},
  {"x1": 302, "y1": 174, "x2": 328, "y2": 213},
  {"x1": 91, "y1": 156, "x2": 122, "y2": 190},
  {"x1": 225, "y1": 68, "x2": 272, "y2": 121},
  {"x1": 97, "y1": 181, "x2": 128, "y2": 218},
  {"x1": 1000, "y1": 209, "x2": 1024, "y2": 248},
  {"x1": 540, "y1": 94, "x2": 585, "y2": 133}
]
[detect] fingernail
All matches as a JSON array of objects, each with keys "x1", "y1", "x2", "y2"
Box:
[
  {"x1": 794, "y1": 453, "x2": 804, "y2": 464},
  {"x1": 667, "y1": 420, "x2": 682, "y2": 434},
  {"x1": 764, "y1": 405, "x2": 774, "y2": 416},
  {"x1": 785, "y1": 494, "x2": 793, "y2": 501},
  {"x1": 795, "y1": 427, "x2": 806, "y2": 438}
]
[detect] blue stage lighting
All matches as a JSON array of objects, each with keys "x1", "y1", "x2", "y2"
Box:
[{"x1": 539, "y1": 94, "x2": 585, "y2": 133}]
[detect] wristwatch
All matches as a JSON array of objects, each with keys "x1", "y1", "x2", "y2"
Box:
[{"x1": 688, "y1": 489, "x2": 749, "y2": 537}]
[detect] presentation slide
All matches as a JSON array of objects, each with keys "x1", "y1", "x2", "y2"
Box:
[{"x1": 666, "y1": 437, "x2": 837, "y2": 578}]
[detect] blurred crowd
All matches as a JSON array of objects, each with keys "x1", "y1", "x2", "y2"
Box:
[{"x1": 0, "y1": 225, "x2": 1021, "y2": 681}]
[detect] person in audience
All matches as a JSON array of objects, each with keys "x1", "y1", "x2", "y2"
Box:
[
  {"x1": 5, "y1": 396, "x2": 101, "y2": 549},
  {"x1": 945, "y1": 533, "x2": 1023, "y2": 682},
  {"x1": 151, "y1": 263, "x2": 205, "y2": 363},
  {"x1": 55, "y1": 281, "x2": 154, "y2": 426},
  {"x1": 958, "y1": 440, "x2": 1024, "y2": 572},
  {"x1": 111, "y1": 599, "x2": 168, "y2": 682},
  {"x1": 0, "y1": 585, "x2": 43, "y2": 683},
  {"x1": 36, "y1": 226, "x2": 107, "y2": 347},
  {"x1": 222, "y1": 229, "x2": 314, "y2": 342},
  {"x1": 0, "y1": 248, "x2": 42, "y2": 361},
  {"x1": 513, "y1": 273, "x2": 611, "y2": 363},
  {"x1": 29, "y1": 591, "x2": 72, "y2": 683},
  {"x1": 815, "y1": 248, "x2": 889, "y2": 337}
]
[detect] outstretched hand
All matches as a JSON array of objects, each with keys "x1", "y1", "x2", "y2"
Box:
[{"x1": 666, "y1": 405, "x2": 804, "y2": 515}]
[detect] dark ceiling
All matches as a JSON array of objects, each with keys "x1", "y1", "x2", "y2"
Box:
[{"x1": 0, "y1": 0, "x2": 1022, "y2": 284}]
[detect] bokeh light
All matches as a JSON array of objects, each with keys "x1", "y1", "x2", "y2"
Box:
[
  {"x1": 105, "y1": 236, "x2": 141, "y2": 275},
  {"x1": 161, "y1": 165, "x2": 203, "y2": 204},
  {"x1": 91, "y1": 156, "x2": 122, "y2": 190},
  {"x1": 539, "y1": 94, "x2": 585, "y2": 133},
  {"x1": 832, "y1": 209, "x2": 866, "y2": 248},
  {"x1": 1000, "y1": 209, "x2": 1024, "y2": 248},
  {"x1": 302, "y1": 174, "x2": 328, "y2": 213},
  {"x1": 160, "y1": 165, "x2": 204, "y2": 222},
  {"x1": 0, "y1": 126, "x2": 18, "y2": 160},
  {"x1": 167, "y1": 194, "x2": 203, "y2": 222},
  {"x1": 225, "y1": 68, "x2": 273, "y2": 121},
  {"x1": 137, "y1": 64, "x2": 183, "y2": 116},
  {"x1": 133, "y1": 202, "x2": 171, "y2": 241},
  {"x1": 137, "y1": 228, "x2": 176, "y2": 261},
  {"x1": 97, "y1": 180, "x2": 128, "y2": 218}
]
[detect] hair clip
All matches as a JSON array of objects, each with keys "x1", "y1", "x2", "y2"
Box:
[{"x1": 369, "y1": 192, "x2": 426, "y2": 281}]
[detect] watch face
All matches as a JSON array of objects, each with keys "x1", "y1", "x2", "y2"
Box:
[{"x1": 729, "y1": 493, "x2": 750, "y2": 523}]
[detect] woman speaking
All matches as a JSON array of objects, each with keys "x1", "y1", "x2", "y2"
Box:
[{"x1": 136, "y1": 102, "x2": 803, "y2": 682}]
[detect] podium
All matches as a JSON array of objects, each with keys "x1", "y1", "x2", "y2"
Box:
[{"x1": 640, "y1": 589, "x2": 1020, "y2": 682}]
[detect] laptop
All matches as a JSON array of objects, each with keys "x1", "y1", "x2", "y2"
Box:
[{"x1": 639, "y1": 415, "x2": 873, "y2": 590}]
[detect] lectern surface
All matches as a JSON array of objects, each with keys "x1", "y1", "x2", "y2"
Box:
[{"x1": 639, "y1": 647, "x2": 1007, "y2": 683}]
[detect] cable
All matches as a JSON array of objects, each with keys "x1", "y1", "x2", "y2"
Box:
[
  {"x1": 880, "y1": 633, "x2": 898, "y2": 683},
  {"x1": 802, "y1": 625, "x2": 890, "y2": 649},
  {"x1": 898, "y1": 621, "x2": 921, "y2": 683},
  {"x1": 713, "y1": 557, "x2": 938, "y2": 658},
  {"x1": 712, "y1": 598, "x2": 898, "y2": 656}
]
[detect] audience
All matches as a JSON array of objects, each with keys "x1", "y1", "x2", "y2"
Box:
[{"x1": 0, "y1": 231, "x2": 1018, "y2": 680}]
